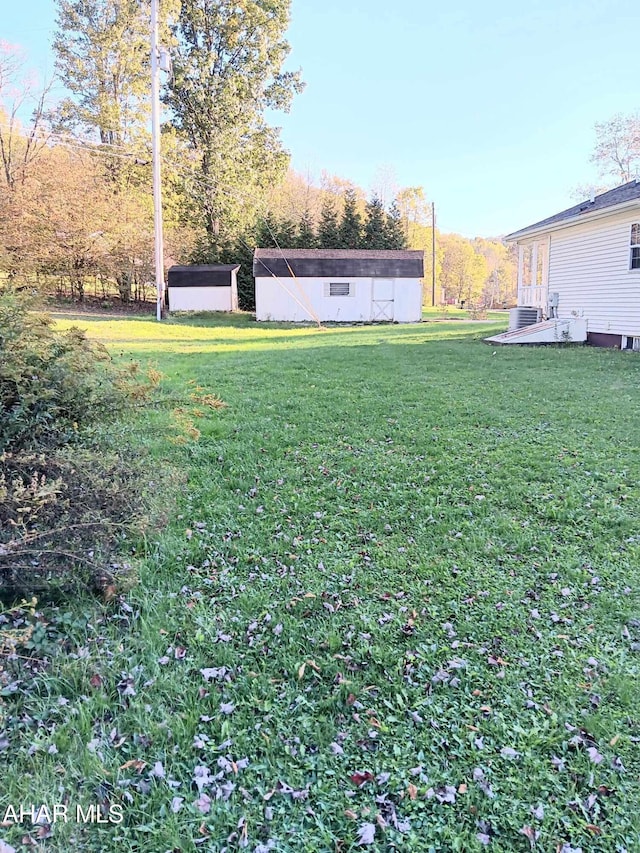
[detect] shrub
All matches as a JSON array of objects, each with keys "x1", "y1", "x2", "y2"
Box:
[
  {"x1": 0, "y1": 288, "x2": 153, "y2": 452},
  {"x1": 468, "y1": 304, "x2": 488, "y2": 320},
  {"x1": 0, "y1": 288, "x2": 160, "y2": 601}
]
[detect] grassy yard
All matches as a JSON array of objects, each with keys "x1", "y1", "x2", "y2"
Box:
[
  {"x1": 2, "y1": 313, "x2": 639, "y2": 852},
  {"x1": 421, "y1": 307, "x2": 508, "y2": 321}
]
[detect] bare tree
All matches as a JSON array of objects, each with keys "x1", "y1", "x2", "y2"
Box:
[
  {"x1": 591, "y1": 112, "x2": 640, "y2": 185},
  {"x1": 0, "y1": 42, "x2": 52, "y2": 191}
]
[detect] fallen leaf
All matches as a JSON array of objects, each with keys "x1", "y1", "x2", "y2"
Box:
[
  {"x1": 349, "y1": 771, "x2": 374, "y2": 787},
  {"x1": 356, "y1": 822, "x2": 376, "y2": 845},
  {"x1": 119, "y1": 759, "x2": 147, "y2": 773},
  {"x1": 586, "y1": 747, "x2": 603, "y2": 765},
  {"x1": 407, "y1": 783, "x2": 418, "y2": 800},
  {"x1": 519, "y1": 825, "x2": 539, "y2": 847},
  {"x1": 585, "y1": 824, "x2": 601, "y2": 836},
  {"x1": 150, "y1": 761, "x2": 165, "y2": 778},
  {"x1": 194, "y1": 794, "x2": 211, "y2": 814},
  {"x1": 193, "y1": 765, "x2": 213, "y2": 792},
  {"x1": 500, "y1": 747, "x2": 520, "y2": 758},
  {"x1": 435, "y1": 785, "x2": 457, "y2": 804},
  {"x1": 276, "y1": 780, "x2": 309, "y2": 799},
  {"x1": 611, "y1": 755, "x2": 626, "y2": 772}
]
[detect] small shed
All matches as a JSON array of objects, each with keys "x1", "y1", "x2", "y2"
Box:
[
  {"x1": 167, "y1": 264, "x2": 239, "y2": 312},
  {"x1": 253, "y1": 249, "x2": 424, "y2": 323}
]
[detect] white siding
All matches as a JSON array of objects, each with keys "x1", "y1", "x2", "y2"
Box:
[
  {"x1": 255, "y1": 277, "x2": 422, "y2": 323},
  {"x1": 168, "y1": 281, "x2": 237, "y2": 312},
  {"x1": 547, "y1": 211, "x2": 640, "y2": 335},
  {"x1": 394, "y1": 278, "x2": 423, "y2": 322}
]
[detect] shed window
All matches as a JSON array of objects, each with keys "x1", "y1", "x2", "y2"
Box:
[
  {"x1": 631, "y1": 224, "x2": 640, "y2": 269},
  {"x1": 328, "y1": 282, "x2": 351, "y2": 296}
]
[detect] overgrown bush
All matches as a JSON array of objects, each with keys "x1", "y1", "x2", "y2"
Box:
[
  {"x1": 0, "y1": 288, "x2": 154, "y2": 452},
  {"x1": 0, "y1": 288, "x2": 160, "y2": 601}
]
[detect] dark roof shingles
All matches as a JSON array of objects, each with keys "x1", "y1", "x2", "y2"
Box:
[
  {"x1": 167, "y1": 264, "x2": 239, "y2": 288},
  {"x1": 253, "y1": 249, "x2": 424, "y2": 279}
]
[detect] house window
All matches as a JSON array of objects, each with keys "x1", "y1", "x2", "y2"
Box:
[
  {"x1": 631, "y1": 224, "x2": 640, "y2": 269},
  {"x1": 328, "y1": 282, "x2": 351, "y2": 296}
]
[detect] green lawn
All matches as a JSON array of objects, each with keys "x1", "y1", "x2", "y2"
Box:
[
  {"x1": 2, "y1": 313, "x2": 640, "y2": 852},
  {"x1": 421, "y1": 307, "x2": 508, "y2": 321}
]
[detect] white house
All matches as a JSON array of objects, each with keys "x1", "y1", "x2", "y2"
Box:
[
  {"x1": 253, "y1": 249, "x2": 424, "y2": 323},
  {"x1": 488, "y1": 180, "x2": 640, "y2": 347},
  {"x1": 167, "y1": 265, "x2": 239, "y2": 312}
]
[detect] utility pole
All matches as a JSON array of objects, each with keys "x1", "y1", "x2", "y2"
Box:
[
  {"x1": 151, "y1": 0, "x2": 164, "y2": 321},
  {"x1": 431, "y1": 201, "x2": 436, "y2": 307}
]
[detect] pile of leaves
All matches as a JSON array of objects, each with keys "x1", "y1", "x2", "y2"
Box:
[{"x1": 0, "y1": 287, "x2": 158, "y2": 600}]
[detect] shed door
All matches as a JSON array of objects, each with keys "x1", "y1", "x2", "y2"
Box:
[{"x1": 372, "y1": 278, "x2": 394, "y2": 321}]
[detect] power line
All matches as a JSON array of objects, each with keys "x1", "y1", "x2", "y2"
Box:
[{"x1": 0, "y1": 122, "x2": 150, "y2": 163}]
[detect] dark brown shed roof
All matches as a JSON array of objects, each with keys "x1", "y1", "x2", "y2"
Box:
[
  {"x1": 168, "y1": 265, "x2": 240, "y2": 288},
  {"x1": 253, "y1": 249, "x2": 424, "y2": 279}
]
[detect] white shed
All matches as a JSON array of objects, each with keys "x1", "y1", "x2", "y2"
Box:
[
  {"x1": 253, "y1": 249, "x2": 424, "y2": 323},
  {"x1": 488, "y1": 180, "x2": 640, "y2": 347},
  {"x1": 167, "y1": 265, "x2": 239, "y2": 313}
]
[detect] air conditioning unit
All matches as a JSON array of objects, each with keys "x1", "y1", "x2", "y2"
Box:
[{"x1": 509, "y1": 307, "x2": 539, "y2": 330}]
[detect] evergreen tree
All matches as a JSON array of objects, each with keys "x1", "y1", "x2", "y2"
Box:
[
  {"x1": 275, "y1": 218, "x2": 297, "y2": 248},
  {"x1": 338, "y1": 188, "x2": 363, "y2": 249},
  {"x1": 384, "y1": 199, "x2": 408, "y2": 249},
  {"x1": 252, "y1": 219, "x2": 273, "y2": 249},
  {"x1": 363, "y1": 194, "x2": 387, "y2": 248},
  {"x1": 318, "y1": 197, "x2": 340, "y2": 248},
  {"x1": 295, "y1": 207, "x2": 317, "y2": 248},
  {"x1": 218, "y1": 235, "x2": 255, "y2": 310},
  {"x1": 255, "y1": 216, "x2": 297, "y2": 248}
]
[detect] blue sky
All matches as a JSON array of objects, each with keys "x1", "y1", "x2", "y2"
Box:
[{"x1": 3, "y1": 0, "x2": 636, "y2": 236}]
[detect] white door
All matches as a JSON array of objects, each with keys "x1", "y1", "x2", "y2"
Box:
[{"x1": 372, "y1": 278, "x2": 394, "y2": 321}]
